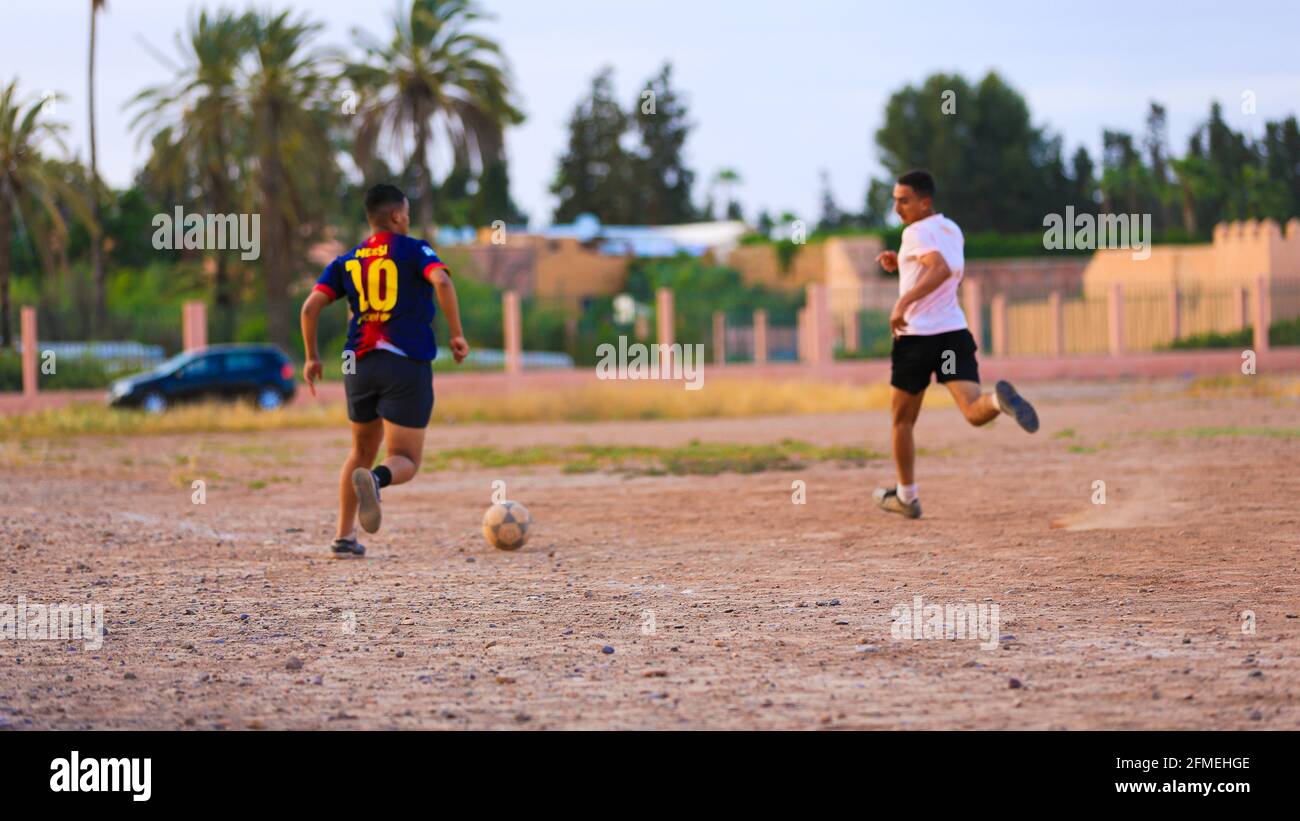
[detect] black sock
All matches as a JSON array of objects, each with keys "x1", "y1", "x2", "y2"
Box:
[{"x1": 372, "y1": 465, "x2": 393, "y2": 488}]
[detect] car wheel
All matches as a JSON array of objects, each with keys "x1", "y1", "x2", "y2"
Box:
[
  {"x1": 256, "y1": 386, "x2": 285, "y2": 410},
  {"x1": 141, "y1": 392, "x2": 167, "y2": 414}
]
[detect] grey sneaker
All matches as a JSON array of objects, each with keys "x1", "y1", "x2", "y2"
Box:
[
  {"x1": 994, "y1": 380, "x2": 1039, "y2": 433},
  {"x1": 351, "y1": 468, "x2": 382, "y2": 533},
  {"x1": 873, "y1": 486, "x2": 922, "y2": 519},
  {"x1": 330, "y1": 537, "x2": 365, "y2": 557}
]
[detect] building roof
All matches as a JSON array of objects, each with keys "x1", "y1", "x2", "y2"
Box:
[{"x1": 438, "y1": 216, "x2": 748, "y2": 259}]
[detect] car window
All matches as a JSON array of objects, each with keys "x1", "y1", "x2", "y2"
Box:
[
  {"x1": 178, "y1": 354, "x2": 219, "y2": 379},
  {"x1": 224, "y1": 353, "x2": 266, "y2": 373},
  {"x1": 160, "y1": 351, "x2": 196, "y2": 374}
]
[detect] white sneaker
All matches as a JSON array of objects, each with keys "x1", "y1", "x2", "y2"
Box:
[{"x1": 873, "y1": 486, "x2": 922, "y2": 519}]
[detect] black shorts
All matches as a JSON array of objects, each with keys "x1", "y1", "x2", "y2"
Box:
[
  {"x1": 344, "y1": 350, "x2": 434, "y2": 428},
  {"x1": 890, "y1": 328, "x2": 980, "y2": 395}
]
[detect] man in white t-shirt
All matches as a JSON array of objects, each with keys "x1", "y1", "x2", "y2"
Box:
[{"x1": 871, "y1": 170, "x2": 1039, "y2": 519}]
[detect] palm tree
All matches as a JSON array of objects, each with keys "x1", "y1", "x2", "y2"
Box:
[
  {"x1": 88, "y1": 0, "x2": 108, "y2": 326},
  {"x1": 711, "y1": 168, "x2": 742, "y2": 220},
  {"x1": 0, "y1": 81, "x2": 94, "y2": 347},
  {"x1": 129, "y1": 10, "x2": 250, "y2": 340},
  {"x1": 243, "y1": 10, "x2": 339, "y2": 349},
  {"x1": 346, "y1": 0, "x2": 523, "y2": 235}
]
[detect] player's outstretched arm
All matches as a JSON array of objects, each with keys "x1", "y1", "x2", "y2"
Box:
[
  {"x1": 300, "y1": 289, "x2": 331, "y2": 395},
  {"x1": 430, "y1": 268, "x2": 470, "y2": 364}
]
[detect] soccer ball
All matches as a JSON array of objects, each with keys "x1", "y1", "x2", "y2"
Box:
[{"x1": 482, "y1": 501, "x2": 532, "y2": 551}]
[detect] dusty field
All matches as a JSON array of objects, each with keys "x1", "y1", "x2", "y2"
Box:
[{"x1": 1, "y1": 379, "x2": 1298, "y2": 730}]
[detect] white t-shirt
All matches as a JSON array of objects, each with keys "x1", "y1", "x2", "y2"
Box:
[{"x1": 897, "y1": 213, "x2": 967, "y2": 336}]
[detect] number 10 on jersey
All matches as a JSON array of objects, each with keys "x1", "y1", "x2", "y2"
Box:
[{"x1": 345, "y1": 258, "x2": 397, "y2": 313}]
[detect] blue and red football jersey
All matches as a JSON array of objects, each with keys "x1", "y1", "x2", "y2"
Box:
[{"x1": 314, "y1": 231, "x2": 450, "y2": 362}]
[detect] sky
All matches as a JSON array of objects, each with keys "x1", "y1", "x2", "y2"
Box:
[{"x1": 3, "y1": 0, "x2": 1299, "y2": 228}]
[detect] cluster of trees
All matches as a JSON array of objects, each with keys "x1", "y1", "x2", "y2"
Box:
[
  {"x1": 550, "y1": 65, "x2": 747, "y2": 226},
  {"x1": 2, "y1": 0, "x2": 525, "y2": 348},
  {"x1": 827, "y1": 72, "x2": 1300, "y2": 238},
  {"x1": 551, "y1": 65, "x2": 699, "y2": 225}
]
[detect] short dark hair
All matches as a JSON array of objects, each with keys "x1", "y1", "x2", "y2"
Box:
[
  {"x1": 364, "y1": 183, "x2": 407, "y2": 220},
  {"x1": 896, "y1": 170, "x2": 935, "y2": 199}
]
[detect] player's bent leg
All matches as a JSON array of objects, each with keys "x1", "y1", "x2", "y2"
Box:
[
  {"x1": 377, "y1": 419, "x2": 427, "y2": 486},
  {"x1": 945, "y1": 380, "x2": 1000, "y2": 426},
  {"x1": 334, "y1": 418, "x2": 383, "y2": 552},
  {"x1": 352, "y1": 419, "x2": 425, "y2": 534}
]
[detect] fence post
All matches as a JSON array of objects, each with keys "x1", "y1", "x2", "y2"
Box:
[
  {"x1": 800, "y1": 285, "x2": 832, "y2": 368},
  {"x1": 753, "y1": 309, "x2": 768, "y2": 365},
  {"x1": 1108, "y1": 283, "x2": 1125, "y2": 356},
  {"x1": 1254, "y1": 275, "x2": 1271, "y2": 354},
  {"x1": 808, "y1": 283, "x2": 832, "y2": 366},
  {"x1": 1168, "y1": 288, "x2": 1181, "y2": 343},
  {"x1": 712, "y1": 311, "x2": 726, "y2": 366},
  {"x1": 503, "y1": 290, "x2": 522, "y2": 375},
  {"x1": 844, "y1": 310, "x2": 859, "y2": 353},
  {"x1": 21, "y1": 306, "x2": 37, "y2": 397},
  {"x1": 796, "y1": 306, "x2": 809, "y2": 363},
  {"x1": 656, "y1": 287, "x2": 675, "y2": 373},
  {"x1": 990, "y1": 293, "x2": 1008, "y2": 357},
  {"x1": 1233, "y1": 286, "x2": 1248, "y2": 331},
  {"x1": 800, "y1": 283, "x2": 831, "y2": 366},
  {"x1": 963, "y1": 278, "x2": 983, "y2": 349},
  {"x1": 1049, "y1": 291, "x2": 1064, "y2": 356},
  {"x1": 183, "y1": 300, "x2": 208, "y2": 351}
]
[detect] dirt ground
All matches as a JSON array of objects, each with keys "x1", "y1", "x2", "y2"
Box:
[{"x1": 2, "y1": 378, "x2": 1298, "y2": 730}]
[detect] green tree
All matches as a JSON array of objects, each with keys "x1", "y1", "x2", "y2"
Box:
[
  {"x1": 0, "y1": 82, "x2": 94, "y2": 346},
  {"x1": 1171, "y1": 102, "x2": 1266, "y2": 234},
  {"x1": 130, "y1": 9, "x2": 251, "y2": 340},
  {"x1": 471, "y1": 158, "x2": 527, "y2": 225},
  {"x1": 861, "y1": 179, "x2": 893, "y2": 228},
  {"x1": 816, "y1": 169, "x2": 843, "y2": 232},
  {"x1": 243, "y1": 9, "x2": 340, "y2": 349},
  {"x1": 1143, "y1": 102, "x2": 1175, "y2": 231},
  {"x1": 631, "y1": 64, "x2": 697, "y2": 224},
  {"x1": 872, "y1": 71, "x2": 1074, "y2": 232},
  {"x1": 711, "y1": 168, "x2": 743, "y2": 221},
  {"x1": 347, "y1": 0, "x2": 523, "y2": 235},
  {"x1": 1100, "y1": 129, "x2": 1145, "y2": 215},
  {"x1": 1068, "y1": 147, "x2": 1098, "y2": 215},
  {"x1": 1261, "y1": 115, "x2": 1300, "y2": 220},
  {"x1": 551, "y1": 68, "x2": 636, "y2": 223}
]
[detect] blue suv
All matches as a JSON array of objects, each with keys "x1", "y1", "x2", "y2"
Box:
[{"x1": 109, "y1": 344, "x2": 297, "y2": 413}]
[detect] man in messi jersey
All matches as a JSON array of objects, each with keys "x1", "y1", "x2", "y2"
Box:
[{"x1": 299, "y1": 183, "x2": 470, "y2": 556}]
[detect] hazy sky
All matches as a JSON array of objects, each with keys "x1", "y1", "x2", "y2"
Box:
[{"x1": 5, "y1": 0, "x2": 1298, "y2": 227}]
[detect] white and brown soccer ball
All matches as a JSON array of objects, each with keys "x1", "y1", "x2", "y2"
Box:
[{"x1": 482, "y1": 501, "x2": 532, "y2": 551}]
